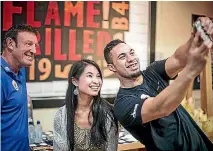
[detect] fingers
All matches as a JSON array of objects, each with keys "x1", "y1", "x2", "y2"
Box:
[
  {"x1": 204, "y1": 39, "x2": 213, "y2": 49},
  {"x1": 197, "y1": 43, "x2": 207, "y2": 54},
  {"x1": 192, "y1": 19, "x2": 213, "y2": 50},
  {"x1": 198, "y1": 17, "x2": 211, "y2": 27},
  {"x1": 197, "y1": 39, "x2": 212, "y2": 54},
  {"x1": 196, "y1": 43, "x2": 209, "y2": 67},
  {"x1": 203, "y1": 50, "x2": 209, "y2": 63},
  {"x1": 207, "y1": 22, "x2": 213, "y2": 36},
  {"x1": 201, "y1": 17, "x2": 212, "y2": 31},
  {"x1": 191, "y1": 31, "x2": 202, "y2": 48},
  {"x1": 197, "y1": 17, "x2": 213, "y2": 41}
]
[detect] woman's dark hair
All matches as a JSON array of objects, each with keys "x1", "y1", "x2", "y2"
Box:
[{"x1": 65, "y1": 59, "x2": 118, "y2": 151}]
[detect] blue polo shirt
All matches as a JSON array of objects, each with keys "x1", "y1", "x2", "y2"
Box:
[{"x1": 1, "y1": 57, "x2": 29, "y2": 151}]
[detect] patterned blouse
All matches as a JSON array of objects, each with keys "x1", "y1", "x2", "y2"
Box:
[{"x1": 53, "y1": 106, "x2": 118, "y2": 151}]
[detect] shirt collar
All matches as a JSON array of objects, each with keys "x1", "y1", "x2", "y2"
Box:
[
  {"x1": 1, "y1": 57, "x2": 14, "y2": 73},
  {"x1": 1, "y1": 57, "x2": 23, "y2": 82}
]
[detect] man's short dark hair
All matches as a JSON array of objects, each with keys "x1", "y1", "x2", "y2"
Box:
[
  {"x1": 2, "y1": 24, "x2": 38, "y2": 49},
  {"x1": 104, "y1": 39, "x2": 125, "y2": 64}
]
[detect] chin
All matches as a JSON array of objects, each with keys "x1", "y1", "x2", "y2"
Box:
[
  {"x1": 23, "y1": 61, "x2": 33, "y2": 67},
  {"x1": 129, "y1": 70, "x2": 141, "y2": 78},
  {"x1": 89, "y1": 92, "x2": 100, "y2": 97},
  {"x1": 22, "y1": 63, "x2": 32, "y2": 67}
]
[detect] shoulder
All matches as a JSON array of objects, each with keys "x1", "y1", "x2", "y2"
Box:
[
  {"x1": 53, "y1": 105, "x2": 67, "y2": 137},
  {"x1": 100, "y1": 98, "x2": 115, "y2": 112},
  {"x1": 56, "y1": 105, "x2": 66, "y2": 113},
  {"x1": 99, "y1": 99, "x2": 118, "y2": 125},
  {"x1": 115, "y1": 94, "x2": 141, "y2": 112},
  {"x1": 149, "y1": 59, "x2": 166, "y2": 69},
  {"x1": 1, "y1": 68, "x2": 11, "y2": 95},
  {"x1": 1, "y1": 70, "x2": 6, "y2": 85},
  {"x1": 53, "y1": 106, "x2": 68, "y2": 150},
  {"x1": 115, "y1": 94, "x2": 144, "y2": 124},
  {"x1": 116, "y1": 89, "x2": 141, "y2": 105},
  {"x1": 1, "y1": 67, "x2": 8, "y2": 82},
  {"x1": 54, "y1": 106, "x2": 66, "y2": 124},
  {"x1": 144, "y1": 60, "x2": 166, "y2": 75},
  {"x1": 117, "y1": 86, "x2": 139, "y2": 97},
  {"x1": 100, "y1": 99, "x2": 116, "y2": 119}
]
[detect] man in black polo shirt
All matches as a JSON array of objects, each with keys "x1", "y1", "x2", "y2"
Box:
[{"x1": 104, "y1": 17, "x2": 213, "y2": 151}]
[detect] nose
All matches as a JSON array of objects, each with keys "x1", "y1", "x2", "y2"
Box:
[
  {"x1": 92, "y1": 77, "x2": 99, "y2": 83},
  {"x1": 30, "y1": 44, "x2": 36, "y2": 54},
  {"x1": 126, "y1": 54, "x2": 135, "y2": 63},
  {"x1": 92, "y1": 76, "x2": 102, "y2": 85}
]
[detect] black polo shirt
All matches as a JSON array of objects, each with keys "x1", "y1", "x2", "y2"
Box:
[{"x1": 115, "y1": 60, "x2": 213, "y2": 151}]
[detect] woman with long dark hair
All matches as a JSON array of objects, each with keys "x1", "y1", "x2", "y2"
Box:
[{"x1": 53, "y1": 59, "x2": 118, "y2": 151}]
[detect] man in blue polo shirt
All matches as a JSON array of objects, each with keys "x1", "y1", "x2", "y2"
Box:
[{"x1": 1, "y1": 24, "x2": 38, "y2": 151}]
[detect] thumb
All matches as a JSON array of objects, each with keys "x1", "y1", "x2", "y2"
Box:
[{"x1": 191, "y1": 31, "x2": 202, "y2": 49}]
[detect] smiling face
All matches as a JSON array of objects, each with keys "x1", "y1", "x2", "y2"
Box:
[
  {"x1": 10, "y1": 31, "x2": 38, "y2": 67},
  {"x1": 76, "y1": 64, "x2": 103, "y2": 97},
  {"x1": 109, "y1": 43, "x2": 141, "y2": 79}
]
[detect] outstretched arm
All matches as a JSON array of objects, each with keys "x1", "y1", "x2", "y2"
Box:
[
  {"x1": 142, "y1": 28, "x2": 212, "y2": 123},
  {"x1": 165, "y1": 34, "x2": 194, "y2": 78},
  {"x1": 165, "y1": 17, "x2": 213, "y2": 78}
]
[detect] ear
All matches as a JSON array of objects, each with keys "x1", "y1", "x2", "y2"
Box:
[
  {"x1": 71, "y1": 77, "x2": 78, "y2": 87},
  {"x1": 6, "y1": 37, "x2": 15, "y2": 51},
  {"x1": 107, "y1": 64, "x2": 116, "y2": 72}
]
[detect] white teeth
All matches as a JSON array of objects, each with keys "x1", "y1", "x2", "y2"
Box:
[
  {"x1": 90, "y1": 86, "x2": 99, "y2": 90},
  {"x1": 130, "y1": 64, "x2": 136, "y2": 67},
  {"x1": 90, "y1": 87, "x2": 99, "y2": 89},
  {"x1": 25, "y1": 54, "x2": 33, "y2": 60}
]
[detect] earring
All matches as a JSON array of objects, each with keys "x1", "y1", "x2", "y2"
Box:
[{"x1": 74, "y1": 88, "x2": 78, "y2": 95}]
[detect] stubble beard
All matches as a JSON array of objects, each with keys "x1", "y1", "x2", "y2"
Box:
[
  {"x1": 129, "y1": 70, "x2": 141, "y2": 78},
  {"x1": 122, "y1": 70, "x2": 141, "y2": 79}
]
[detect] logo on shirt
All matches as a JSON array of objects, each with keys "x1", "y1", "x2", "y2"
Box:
[
  {"x1": 140, "y1": 94, "x2": 150, "y2": 99},
  {"x1": 131, "y1": 104, "x2": 139, "y2": 118},
  {"x1": 157, "y1": 81, "x2": 160, "y2": 91},
  {"x1": 5, "y1": 67, "x2": 10, "y2": 72},
  {"x1": 12, "y1": 80, "x2": 19, "y2": 91}
]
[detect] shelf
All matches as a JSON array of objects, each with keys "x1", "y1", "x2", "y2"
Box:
[{"x1": 118, "y1": 142, "x2": 145, "y2": 151}]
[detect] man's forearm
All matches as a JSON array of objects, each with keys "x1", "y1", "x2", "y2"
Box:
[
  {"x1": 173, "y1": 35, "x2": 194, "y2": 66},
  {"x1": 165, "y1": 35, "x2": 194, "y2": 78},
  {"x1": 154, "y1": 68, "x2": 195, "y2": 116}
]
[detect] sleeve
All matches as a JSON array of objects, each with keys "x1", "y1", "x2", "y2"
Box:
[
  {"x1": 149, "y1": 59, "x2": 177, "y2": 82},
  {"x1": 104, "y1": 115, "x2": 119, "y2": 151},
  {"x1": 115, "y1": 95, "x2": 147, "y2": 128},
  {"x1": 53, "y1": 108, "x2": 67, "y2": 151}
]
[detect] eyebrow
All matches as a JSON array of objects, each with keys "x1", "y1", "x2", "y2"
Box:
[
  {"x1": 117, "y1": 49, "x2": 134, "y2": 59},
  {"x1": 24, "y1": 40, "x2": 33, "y2": 43},
  {"x1": 86, "y1": 72, "x2": 100, "y2": 76},
  {"x1": 25, "y1": 40, "x2": 39, "y2": 45},
  {"x1": 118, "y1": 53, "x2": 126, "y2": 59},
  {"x1": 86, "y1": 72, "x2": 93, "y2": 75}
]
